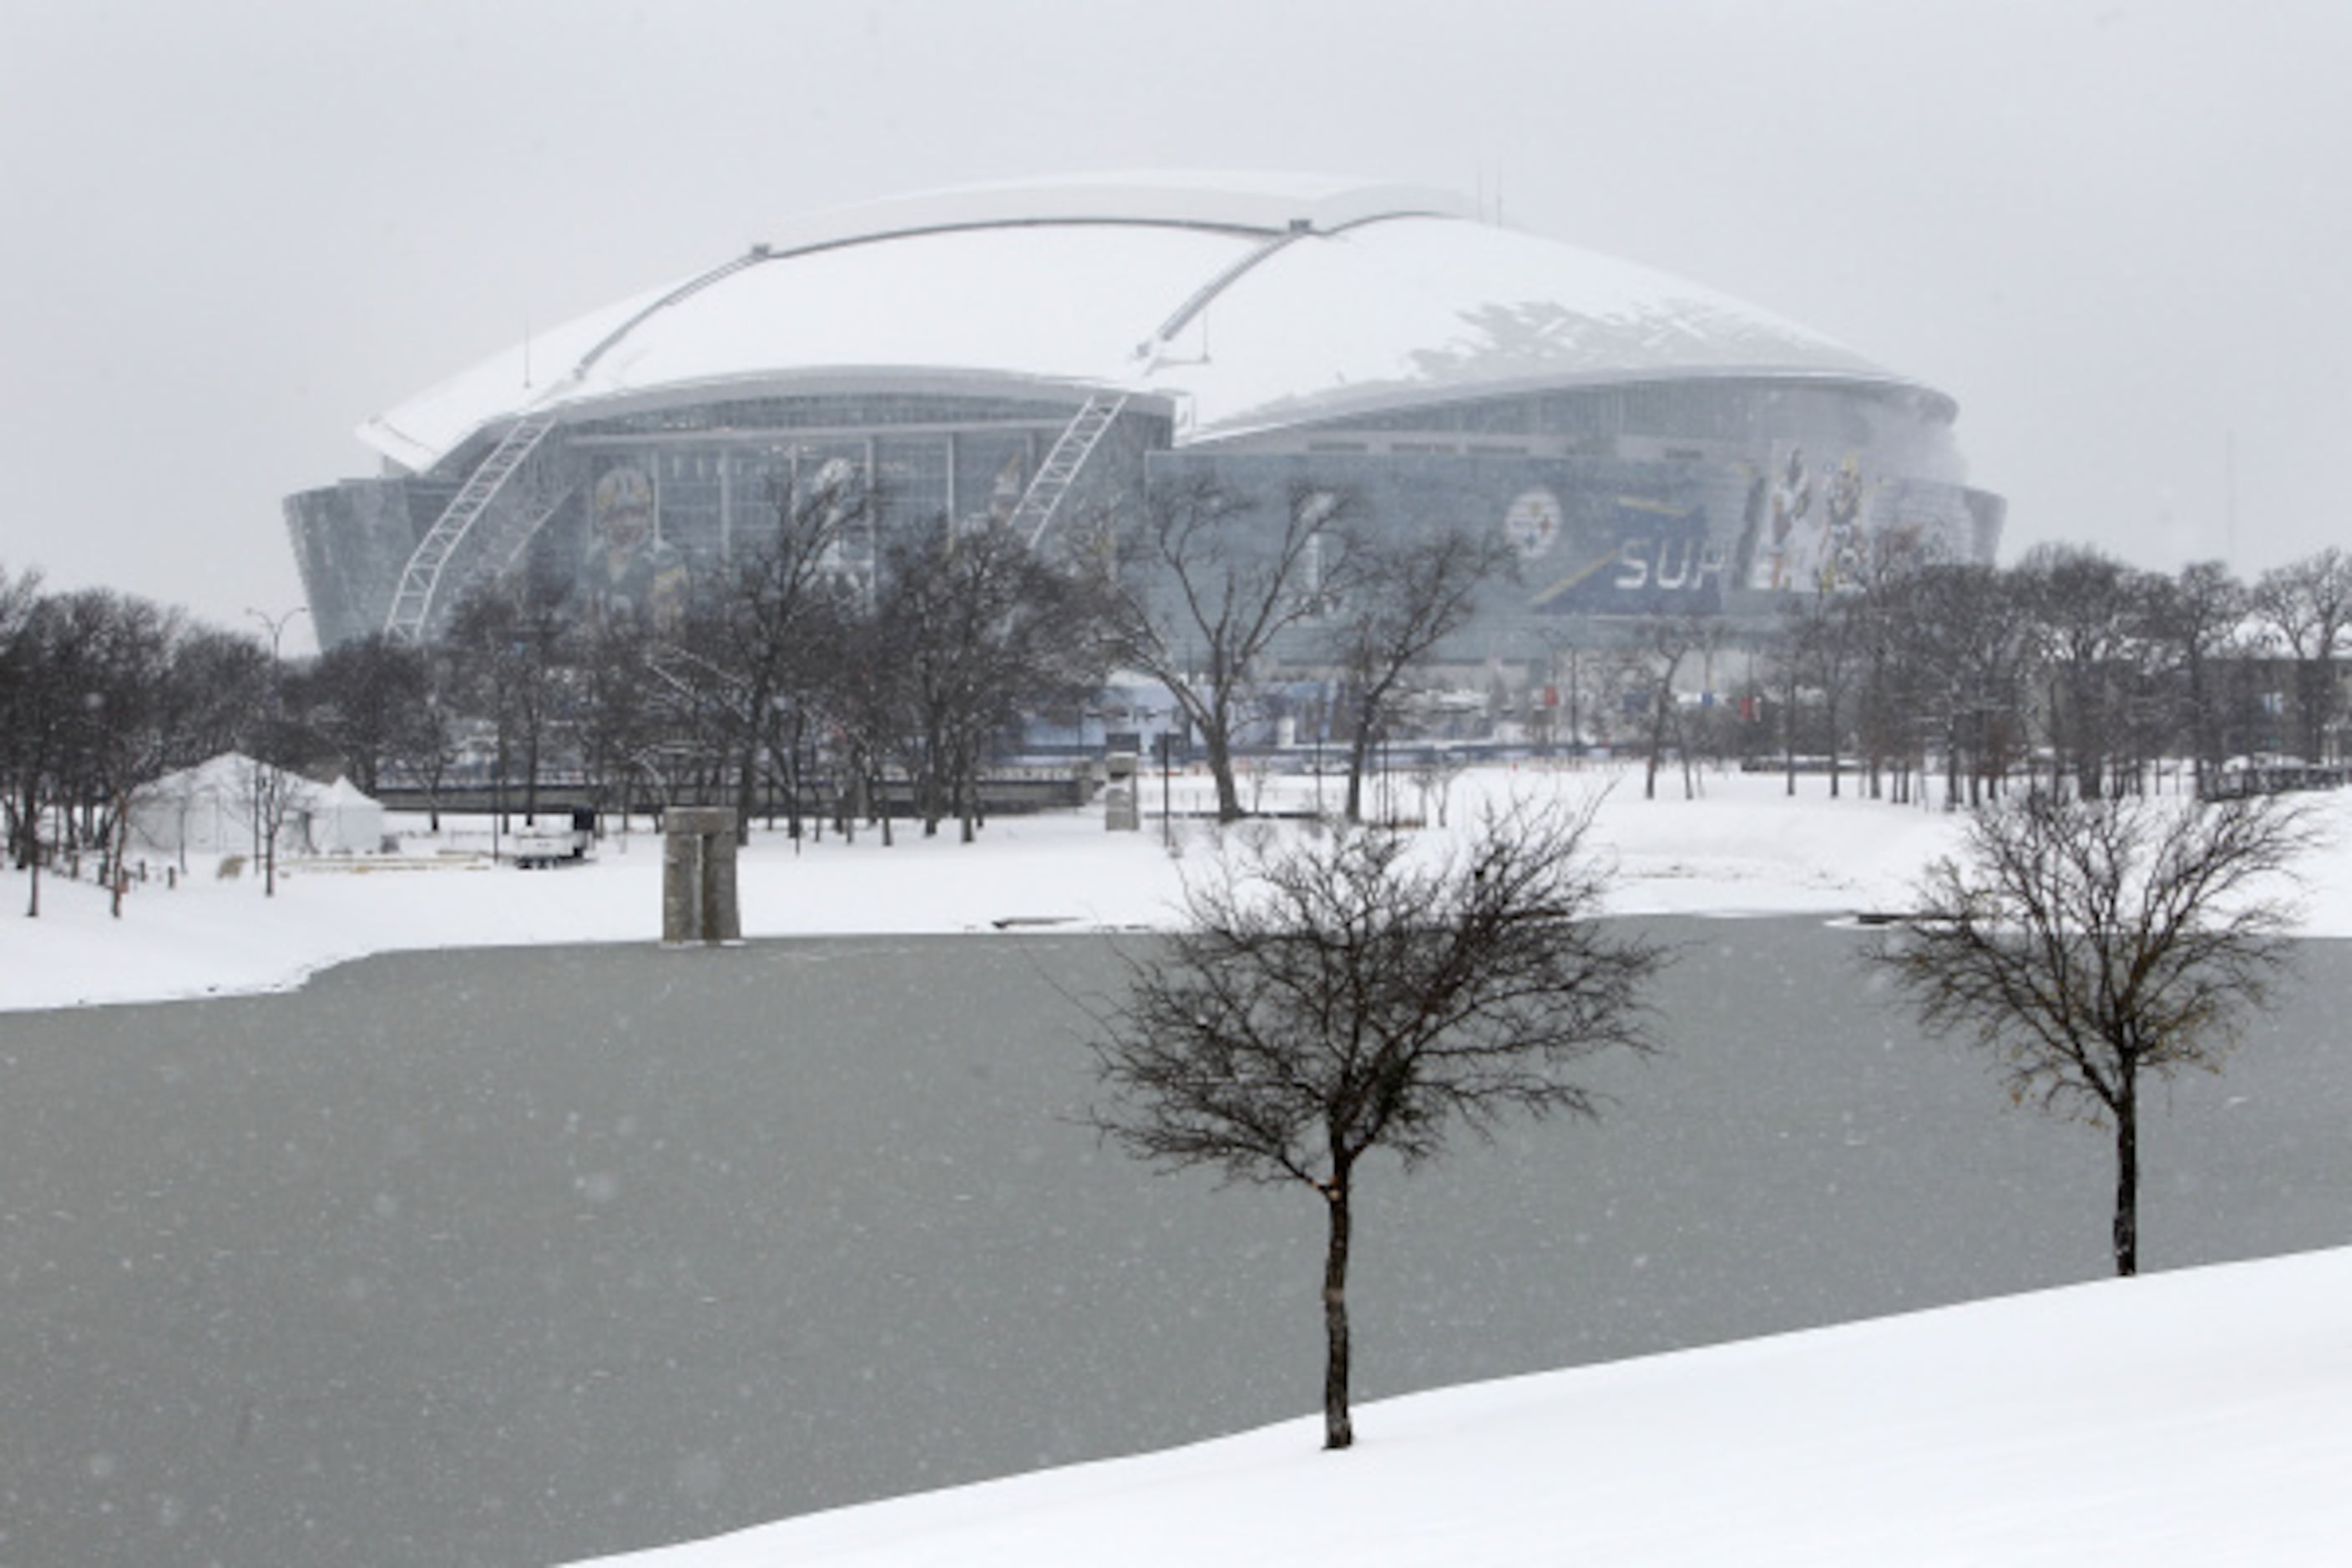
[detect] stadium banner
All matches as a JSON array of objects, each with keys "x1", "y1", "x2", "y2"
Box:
[
  {"x1": 1146, "y1": 449, "x2": 1999, "y2": 628},
  {"x1": 1146, "y1": 451, "x2": 1732, "y2": 620}
]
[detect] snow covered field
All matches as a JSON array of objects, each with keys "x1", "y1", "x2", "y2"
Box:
[
  {"x1": 575, "y1": 1246, "x2": 2352, "y2": 1567},
  {"x1": 10, "y1": 763, "x2": 2352, "y2": 1565},
  {"x1": 25, "y1": 760, "x2": 2338, "y2": 1016}
]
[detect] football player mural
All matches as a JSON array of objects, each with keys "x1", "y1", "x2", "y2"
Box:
[{"x1": 576, "y1": 466, "x2": 688, "y2": 633}]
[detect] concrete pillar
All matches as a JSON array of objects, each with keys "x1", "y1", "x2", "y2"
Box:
[
  {"x1": 1103, "y1": 751, "x2": 1140, "y2": 832},
  {"x1": 662, "y1": 807, "x2": 742, "y2": 944}
]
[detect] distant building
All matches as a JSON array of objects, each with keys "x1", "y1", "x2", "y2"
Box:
[{"x1": 285, "y1": 174, "x2": 2002, "y2": 656}]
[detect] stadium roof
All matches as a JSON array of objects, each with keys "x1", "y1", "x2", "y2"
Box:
[{"x1": 359, "y1": 172, "x2": 1911, "y2": 475}]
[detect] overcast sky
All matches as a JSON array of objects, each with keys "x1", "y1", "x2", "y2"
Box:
[{"x1": 1, "y1": 0, "x2": 2343, "y2": 653}]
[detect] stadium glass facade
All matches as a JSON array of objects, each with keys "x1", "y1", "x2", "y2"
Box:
[{"x1": 284, "y1": 178, "x2": 2002, "y2": 661}]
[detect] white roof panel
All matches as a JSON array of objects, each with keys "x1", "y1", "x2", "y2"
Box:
[
  {"x1": 1159, "y1": 215, "x2": 1886, "y2": 441},
  {"x1": 358, "y1": 176, "x2": 1912, "y2": 474}
]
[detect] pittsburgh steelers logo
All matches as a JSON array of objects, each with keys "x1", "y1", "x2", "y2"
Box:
[{"x1": 1504, "y1": 488, "x2": 1563, "y2": 560}]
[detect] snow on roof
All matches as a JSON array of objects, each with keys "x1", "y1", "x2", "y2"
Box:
[{"x1": 359, "y1": 174, "x2": 1904, "y2": 475}]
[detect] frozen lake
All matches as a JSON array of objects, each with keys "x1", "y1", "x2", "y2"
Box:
[{"x1": 8, "y1": 919, "x2": 2350, "y2": 1567}]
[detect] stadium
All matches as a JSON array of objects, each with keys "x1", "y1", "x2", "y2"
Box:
[{"x1": 284, "y1": 172, "x2": 2003, "y2": 659}]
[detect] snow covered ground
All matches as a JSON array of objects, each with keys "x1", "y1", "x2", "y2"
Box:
[
  {"x1": 11, "y1": 763, "x2": 2352, "y2": 1565},
  {"x1": 28, "y1": 760, "x2": 2352, "y2": 1017},
  {"x1": 3, "y1": 761, "x2": 1974, "y2": 1014},
  {"x1": 574, "y1": 1245, "x2": 2352, "y2": 1567}
]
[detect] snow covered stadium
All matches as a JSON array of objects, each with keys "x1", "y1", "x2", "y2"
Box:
[{"x1": 284, "y1": 173, "x2": 2003, "y2": 656}]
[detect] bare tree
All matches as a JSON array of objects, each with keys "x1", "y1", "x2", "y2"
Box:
[
  {"x1": 1621, "y1": 612, "x2": 1716, "y2": 800},
  {"x1": 1908, "y1": 562, "x2": 2036, "y2": 807},
  {"x1": 2017, "y1": 544, "x2": 2147, "y2": 799},
  {"x1": 1324, "y1": 525, "x2": 1506, "y2": 823},
  {"x1": 568, "y1": 618, "x2": 665, "y2": 835},
  {"x1": 1866, "y1": 792, "x2": 2319, "y2": 1276},
  {"x1": 695, "y1": 473, "x2": 869, "y2": 844},
  {"x1": 390, "y1": 660, "x2": 462, "y2": 833},
  {"x1": 1763, "y1": 597, "x2": 1817, "y2": 796},
  {"x1": 2249, "y1": 548, "x2": 2352, "y2": 766},
  {"x1": 2141, "y1": 561, "x2": 2250, "y2": 797},
  {"x1": 1095, "y1": 477, "x2": 1358, "y2": 822},
  {"x1": 60, "y1": 589, "x2": 183, "y2": 915},
  {"x1": 874, "y1": 516, "x2": 1106, "y2": 841},
  {"x1": 1764, "y1": 588, "x2": 1864, "y2": 797},
  {"x1": 445, "y1": 584, "x2": 570, "y2": 831},
  {"x1": 238, "y1": 751, "x2": 318, "y2": 898},
  {"x1": 0, "y1": 565, "x2": 53, "y2": 898},
  {"x1": 164, "y1": 625, "x2": 272, "y2": 774},
  {"x1": 1084, "y1": 802, "x2": 1667, "y2": 1449},
  {"x1": 294, "y1": 632, "x2": 432, "y2": 797}
]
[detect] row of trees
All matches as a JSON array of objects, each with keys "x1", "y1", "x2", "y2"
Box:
[
  {"x1": 307, "y1": 476, "x2": 1495, "y2": 843},
  {"x1": 5, "y1": 473, "x2": 1513, "y2": 888},
  {"x1": 11, "y1": 483, "x2": 2349, "y2": 898},
  {"x1": 0, "y1": 566, "x2": 290, "y2": 913},
  {"x1": 1731, "y1": 544, "x2": 2352, "y2": 807}
]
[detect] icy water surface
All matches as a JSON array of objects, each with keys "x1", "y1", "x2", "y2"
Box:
[{"x1": 5, "y1": 919, "x2": 2349, "y2": 1566}]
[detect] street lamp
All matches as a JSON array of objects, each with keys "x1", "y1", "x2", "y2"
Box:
[
  {"x1": 245, "y1": 604, "x2": 308, "y2": 664},
  {"x1": 1157, "y1": 717, "x2": 1175, "y2": 850},
  {"x1": 244, "y1": 605, "x2": 308, "y2": 896}
]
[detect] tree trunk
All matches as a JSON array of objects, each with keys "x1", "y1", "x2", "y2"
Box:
[
  {"x1": 1644, "y1": 694, "x2": 1667, "y2": 801},
  {"x1": 1206, "y1": 726, "x2": 1242, "y2": 824},
  {"x1": 1322, "y1": 1182, "x2": 1354, "y2": 1451},
  {"x1": 109, "y1": 793, "x2": 129, "y2": 919},
  {"x1": 1782, "y1": 678, "x2": 1798, "y2": 797},
  {"x1": 2112, "y1": 1075, "x2": 2138, "y2": 1277},
  {"x1": 1826, "y1": 698, "x2": 1843, "y2": 799},
  {"x1": 734, "y1": 739, "x2": 760, "y2": 847},
  {"x1": 1343, "y1": 725, "x2": 1373, "y2": 824}
]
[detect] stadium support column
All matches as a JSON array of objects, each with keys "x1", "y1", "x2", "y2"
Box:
[{"x1": 663, "y1": 807, "x2": 741, "y2": 944}]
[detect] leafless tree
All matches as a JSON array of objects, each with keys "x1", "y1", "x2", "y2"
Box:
[
  {"x1": 1866, "y1": 791, "x2": 2319, "y2": 1276},
  {"x1": 1083, "y1": 802, "x2": 1667, "y2": 1449},
  {"x1": 1407, "y1": 750, "x2": 1469, "y2": 827},
  {"x1": 53, "y1": 589, "x2": 183, "y2": 914},
  {"x1": 874, "y1": 516, "x2": 1106, "y2": 841},
  {"x1": 568, "y1": 617, "x2": 665, "y2": 834},
  {"x1": 1324, "y1": 525, "x2": 1507, "y2": 822},
  {"x1": 2249, "y1": 547, "x2": 2352, "y2": 766},
  {"x1": 695, "y1": 473, "x2": 869, "y2": 843},
  {"x1": 0, "y1": 564, "x2": 52, "y2": 897},
  {"x1": 1094, "y1": 476, "x2": 1358, "y2": 822},
  {"x1": 446, "y1": 583, "x2": 571, "y2": 832},
  {"x1": 2141, "y1": 561, "x2": 2251, "y2": 797},
  {"x1": 1851, "y1": 561, "x2": 1933, "y2": 803},
  {"x1": 1777, "y1": 588, "x2": 1864, "y2": 797},
  {"x1": 1763, "y1": 596, "x2": 1822, "y2": 796},
  {"x1": 389, "y1": 662, "x2": 462, "y2": 833},
  {"x1": 1621, "y1": 612, "x2": 1716, "y2": 800},
  {"x1": 238, "y1": 751, "x2": 318, "y2": 898},
  {"x1": 2017, "y1": 544, "x2": 2148, "y2": 799},
  {"x1": 293, "y1": 631, "x2": 432, "y2": 797},
  {"x1": 1908, "y1": 562, "x2": 2036, "y2": 807}
]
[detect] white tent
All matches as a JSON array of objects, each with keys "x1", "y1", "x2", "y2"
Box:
[
  {"x1": 127, "y1": 753, "x2": 327, "y2": 863},
  {"x1": 297, "y1": 775, "x2": 388, "y2": 855}
]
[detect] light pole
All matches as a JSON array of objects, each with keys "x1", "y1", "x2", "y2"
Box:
[
  {"x1": 1158, "y1": 717, "x2": 1175, "y2": 850},
  {"x1": 245, "y1": 605, "x2": 308, "y2": 896},
  {"x1": 245, "y1": 604, "x2": 307, "y2": 665}
]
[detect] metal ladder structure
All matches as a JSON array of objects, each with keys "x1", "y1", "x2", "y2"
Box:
[
  {"x1": 1014, "y1": 392, "x2": 1129, "y2": 549},
  {"x1": 382, "y1": 412, "x2": 559, "y2": 643}
]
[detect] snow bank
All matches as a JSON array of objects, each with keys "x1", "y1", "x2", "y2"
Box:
[{"x1": 572, "y1": 1245, "x2": 2352, "y2": 1566}]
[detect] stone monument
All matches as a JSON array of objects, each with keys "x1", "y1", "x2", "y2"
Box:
[{"x1": 662, "y1": 807, "x2": 741, "y2": 944}]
